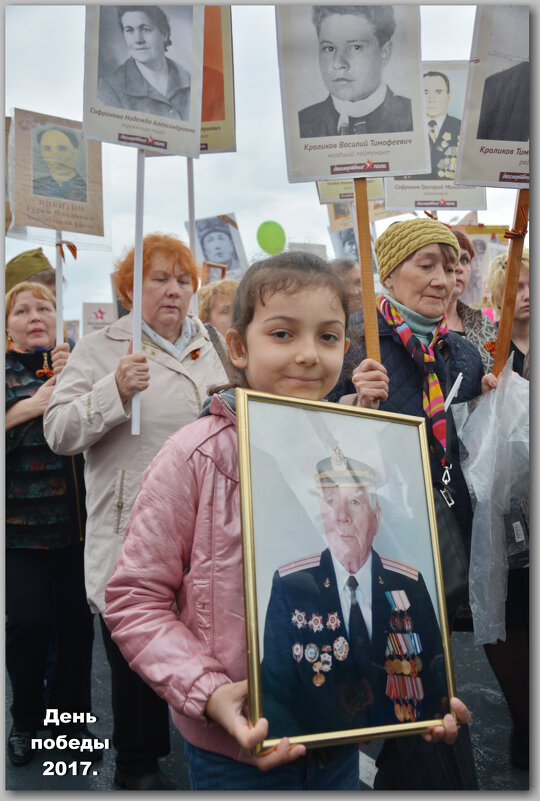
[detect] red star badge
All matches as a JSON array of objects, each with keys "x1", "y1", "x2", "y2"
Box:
[
  {"x1": 147, "y1": 136, "x2": 155, "y2": 146},
  {"x1": 93, "y1": 308, "x2": 105, "y2": 321},
  {"x1": 364, "y1": 160, "x2": 373, "y2": 169}
]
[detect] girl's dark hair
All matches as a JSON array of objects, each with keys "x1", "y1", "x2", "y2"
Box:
[{"x1": 211, "y1": 251, "x2": 350, "y2": 392}]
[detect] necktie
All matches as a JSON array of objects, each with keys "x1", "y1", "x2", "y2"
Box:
[
  {"x1": 346, "y1": 575, "x2": 371, "y2": 677},
  {"x1": 428, "y1": 119, "x2": 437, "y2": 143}
]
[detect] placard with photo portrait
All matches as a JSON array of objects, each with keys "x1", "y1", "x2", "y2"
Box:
[{"x1": 276, "y1": 5, "x2": 430, "y2": 182}]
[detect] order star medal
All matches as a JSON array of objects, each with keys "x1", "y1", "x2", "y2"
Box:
[{"x1": 292, "y1": 643, "x2": 303, "y2": 663}]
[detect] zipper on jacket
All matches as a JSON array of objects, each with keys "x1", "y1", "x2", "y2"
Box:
[
  {"x1": 114, "y1": 469, "x2": 126, "y2": 535},
  {"x1": 71, "y1": 456, "x2": 84, "y2": 542}
]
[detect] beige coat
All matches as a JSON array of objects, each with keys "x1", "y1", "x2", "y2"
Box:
[{"x1": 43, "y1": 312, "x2": 228, "y2": 613}]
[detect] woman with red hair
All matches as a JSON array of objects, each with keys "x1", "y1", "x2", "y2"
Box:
[{"x1": 44, "y1": 233, "x2": 229, "y2": 790}]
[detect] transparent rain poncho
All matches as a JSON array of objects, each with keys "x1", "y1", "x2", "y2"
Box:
[{"x1": 451, "y1": 357, "x2": 529, "y2": 645}]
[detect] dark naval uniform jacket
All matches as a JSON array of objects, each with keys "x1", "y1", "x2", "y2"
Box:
[
  {"x1": 261, "y1": 547, "x2": 447, "y2": 740},
  {"x1": 298, "y1": 88, "x2": 413, "y2": 139},
  {"x1": 98, "y1": 57, "x2": 191, "y2": 120}
]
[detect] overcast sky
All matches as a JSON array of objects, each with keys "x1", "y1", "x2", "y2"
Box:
[{"x1": 4, "y1": 3, "x2": 531, "y2": 323}]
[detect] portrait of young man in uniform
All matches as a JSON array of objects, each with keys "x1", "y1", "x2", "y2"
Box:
[
  {"x1": 298, "y1": 5, "x2": 413, "y2": 138},
  {"x1": 260, "y1": 448, "x2": 447, "y2": 739}
]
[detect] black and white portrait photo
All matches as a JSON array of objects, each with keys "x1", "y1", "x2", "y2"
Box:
[
  {"x1": 32, "y1": 125, "x2": 87, "y2": 203},
  {"x1": 455, "y1": 6, "x2": 528, "y2": 188},
  {"x1": 97, "y1": 5, "x2": 193, "y2": 120},
  {"x1": 191, "y1": 214, "x2": 248, "y2": 280},
  {"x1": 276, "y1": 5, "x2": 427, "y2": 182},
  {"x1": 298, "y1": 5, "x2": 413, "y2": 139},
  {"x1": 475, "y1": 6, "x2": 529, "y2": 143}
]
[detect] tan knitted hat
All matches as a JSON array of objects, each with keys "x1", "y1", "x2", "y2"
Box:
[{"x1": 374, "y1": 218, "x2": 460, "y2": 285}]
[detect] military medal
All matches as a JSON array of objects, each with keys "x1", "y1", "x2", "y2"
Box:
[
  {"x1": 326, "y1": 612, "x2": 341, "y2": 631},
  {"x1": 394, "y1": 702, "x2": 405, "y2": 722},
  {"x1": 291, "y1": 609, "x2": 307, "y2": 629},
  {"x1": 385, "y1": 659, "x2": 395, "y2": 674},
  {"x1": 320, "y1": 652, "x2": 332, "y2": 672},
  {"x1": 312, "y1": 661, "x2": 325, "y2": 686},
  {"x1": 305, "y1": 643, "x2": 319, "y2": 663},
  {"x1": 402, "y1": 613, "x2": 413, "y2": 633},
  {"x1": 292, "y1": 643, "x2": 303, "y2": 663},
  {"x1": 333, "y1": 636, "x2": 349, "y2": 661},
  {"x1": 308, "y1": 613, "x2": 324, "y2": 633}
]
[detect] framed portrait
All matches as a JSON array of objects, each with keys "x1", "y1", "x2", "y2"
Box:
[
  {"x1": 237, "y1": 389, "x2": 455, "y2": 751},
  {"x1": 385, "y1": 61, "x2": 487, "y2": 211},
  {"x1": 8, "y1": 109, "x2": 104, "y2": 237},
  {"x1": 84, "y1": 5, "x2": 204, "y2": 157},
  {"x1": 276, "y1": 5, "x2": 430, "y2": 182},
  {"x1": 200, "y1": 261, "x2": 227, "y2": 286},
  {"x1": 189, "y1": 212, "x2": 248, "y2": 281},
  {"x1": 455, "y1": 6, "x2": 529, "y2": 189}
]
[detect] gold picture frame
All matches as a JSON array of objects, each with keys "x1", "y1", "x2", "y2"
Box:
[{"x1": 236, "y1": 388, "x2": 455, "y2": 753}]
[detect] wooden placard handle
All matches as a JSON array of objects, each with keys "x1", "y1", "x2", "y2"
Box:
[
  {"x1": 353, "y1": 177, "x2": 381, "y2": 362},
  {"x1": 491, "y1": 188, "x2": 529, "y2": 376}
]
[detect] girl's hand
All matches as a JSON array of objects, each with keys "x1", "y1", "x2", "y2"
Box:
[
  {"x1": 421, "y1": 697, "x2": 471, "y2": 745},
  {"x1": 351, "y1": 358, "x2": 389, "y2": 409},
  {"x1": 205, "y1": 680, "x2": 306, "y2": 771},
  {"x1": 115, "y1": 338, "x2": 150, "y2": 405},
  {"x1": 51, "y1": 342, "x2": 70, "y2": 375},
  {"x1": 481, "y1": 372, "x2": 498, "y2": 393}
]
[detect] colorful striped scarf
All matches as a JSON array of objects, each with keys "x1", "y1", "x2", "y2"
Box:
[{"x1": 376, "y1": 294, "x2": 448, "y2": 465}]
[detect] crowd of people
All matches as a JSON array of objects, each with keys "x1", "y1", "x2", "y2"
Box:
[{"x1": 5, "y1": 218, "x2": 529, "y2": 790}]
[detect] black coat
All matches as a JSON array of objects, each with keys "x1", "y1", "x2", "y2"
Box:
[
  {"x1": 261, "y1": 547, "x2": 447, "y2": 739},
  {"x1": 298, "y1": 89, "x2": 413, "y2": 138}
]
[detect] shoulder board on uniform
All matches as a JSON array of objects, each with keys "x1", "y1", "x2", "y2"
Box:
[
  {"x1": 380, "y1": 555, "x2": 418, "y2": 582},
  {"x1": 278, "y1": 553, "x2": 322, "y2": 577}
]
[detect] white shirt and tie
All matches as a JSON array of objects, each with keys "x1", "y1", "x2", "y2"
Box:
[{"x1": 330, "y1": 551, "x2": 373, "y2": 641}]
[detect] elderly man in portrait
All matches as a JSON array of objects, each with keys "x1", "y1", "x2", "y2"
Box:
[
  {"x1": 261, "y1": 449, "x2": 447, "y2": 738},
  {"x1": 32, "y1": 127, "x2": 87, "y2": 202},
  {"x1": 298, "y1": 5, "x2": 413, "y2": 138},
  {"x1": 98, "y1": 6, "x2": 191, "y2": 120},
  {"x1": 421, "y1": 70, "x2": 461, "y2": 180}
]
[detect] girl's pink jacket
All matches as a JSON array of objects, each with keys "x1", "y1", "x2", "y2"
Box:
[{"x1": 105, "y1": 393, "x2": 253, "y2": 764}]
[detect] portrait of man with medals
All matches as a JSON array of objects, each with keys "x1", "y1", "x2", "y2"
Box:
[{"x1": 260, "y1": 448, "x2": 448, "y2": 740}]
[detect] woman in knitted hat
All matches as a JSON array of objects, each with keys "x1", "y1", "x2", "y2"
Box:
[{"x1": 328, "y1": 217, "x2": 498, "y2": 789}]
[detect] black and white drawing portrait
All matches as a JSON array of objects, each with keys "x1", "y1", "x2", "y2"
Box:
[
  {"x1": 97, "y1": 5, "x2": 193, "y2": 120},
  {"x1": 194, "y1": 216, "x2": 247, "y2": 279},
  {"x1": 298, "y1": 5, "x2": 413, "y2": 138},
  {"x1": 32, "y1": 125, "x2": 87, "y2": 203}
]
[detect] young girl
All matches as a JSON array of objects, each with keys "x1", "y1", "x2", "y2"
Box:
[{"x1": 104, "y1": 252, "x2": 470, "y2": 790}]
